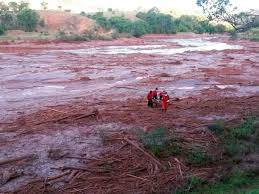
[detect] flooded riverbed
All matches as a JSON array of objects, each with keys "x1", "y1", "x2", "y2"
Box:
[{"x1": 0, "y1": 35, "x2": 258, "y2": 121}]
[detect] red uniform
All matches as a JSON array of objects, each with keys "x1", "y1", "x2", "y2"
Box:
[
  {"x1": 147, "y1": 92, "x2": 153, "y2": 100},
  {"x1": 162, "y1": 95, "x2": 169, "y2": 112},
  {"x1": 152, "y1": 90, "x2": 157, "y2": 99},
  {"x1": 147, "y1": 91, "x2": 153, "y2": 107},
  {"x1": 159, "y1": 91, "x2": 165, "y2": 100}
]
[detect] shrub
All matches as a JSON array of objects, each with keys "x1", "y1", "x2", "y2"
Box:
[
  {"x1": 108, "y1": 16, "x2": 133, "y2": 33},
  {"x1": 132, "y1": 20, "x2": 149, "y2": 37},
  {"x1": 176, "y1": 176, "x2": 204, "y2": 194},
  {"x1": 17, "y1": 9, "x2": 38, "y2": 32},
  {"x1": 186, "y1": 148, "x2": 212, "y2": 165},
  {"x1": 0, "y1": 24, "x2": 6, "y2": 35},
  {"x1": 208, "y1": 119, "x2": 225, "y2": 135},
  {"x1": 229, "y1": 118, "x2": 258, "y2": 140},
  {"x1": 139, "y1": 128, "x2": 180, "y2": 157}
]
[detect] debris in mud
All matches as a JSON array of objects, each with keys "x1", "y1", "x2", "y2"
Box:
[
  {"x1": 0, "y1": 154, "x2": 37, "y2": 167},
  {"x1": 48, "y1": 149, "x2": 69, "y2": 160},
  {"x1": 13, "y1": 132, "x2": 216, "y2": 194},
  {"x1": 159, "y1": 73, "x2": 171, "y2": 77},
  {"x1": 0, "y1": 168, "x2": 24, "y2": 185}
]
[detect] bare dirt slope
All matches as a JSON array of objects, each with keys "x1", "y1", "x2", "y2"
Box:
[{"x1": 38, "y1": 10, "x2": 96, "y2": 33}]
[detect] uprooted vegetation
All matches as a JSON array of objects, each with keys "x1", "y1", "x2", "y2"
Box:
[{"x1": 9, "y1": 116, "x2": 258, "y2": 194}]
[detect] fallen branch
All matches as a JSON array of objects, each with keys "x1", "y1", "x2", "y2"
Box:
[
  {"x1": 0, "y1": 154, "x2": 36, "y2": 166},
  {"x1": 114, "y1": 86, "x2": 139, "y2": 90},
  {"x1": 47, "y1": 170, "x2": 71, "y2": 182},
  {"x1": 45, "y1": 107, "x2": 69, "y2": 114},
  {"x1": 124, "y1": 138, "x2": 165, "y2": 170},
  {"x1": 127, "y1": 174, "x2": 151, "y2": 182}
]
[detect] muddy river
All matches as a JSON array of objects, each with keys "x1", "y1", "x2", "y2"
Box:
[{"x1": 0, "y1": 34, "x2": 258, "y2": 122}]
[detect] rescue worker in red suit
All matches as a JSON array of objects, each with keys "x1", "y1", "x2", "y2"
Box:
[
  {"x1": 161, "y1": 93, "x2": 169, "y2": 112},
  {"x1": 147, "y1": 91, "x2": 153, "y2": 108},
  {"x1": 152, "y1": 88, "x2": 158, "y2": 107}
]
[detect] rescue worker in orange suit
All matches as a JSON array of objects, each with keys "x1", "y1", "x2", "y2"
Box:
[
  {"x1": 147, "y1": 91, "x2": 153, "y2": 108},
  {"x1": 159, "y1": 90, "x2": 166, "y2": 101},
  {"x1": 161, "y1": 93, "x2": 170, "y2": 112}
]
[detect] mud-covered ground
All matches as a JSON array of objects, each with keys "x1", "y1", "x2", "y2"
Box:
[{"x1": 0, "y1": 33, "x2": 259, "y2": 193}]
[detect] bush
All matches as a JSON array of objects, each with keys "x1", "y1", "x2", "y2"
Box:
[
  {"x1": 137, "y1": 8, "x2": 176, "y2": 34},
  {"x1": 186, "y1": 148, "x2": 212, "y2": 166},
  {"x1": 89, "y1": 12, "x2": 111, "y2": 30},
  {"x1": 208, "y1": 119, "x2": 225, "y2": 135},
  {"x1": 131, "y1": 20, "x2": 149, "y2": 37},
  {"x1": 176, "y1": 176, "x2": 204, "y2": 194},
  {"x1": 139, "y1": 128, "x2": 181, "y2": 157},
  {"x1": 0, "y1": 24, "x2": 6, "y2": 35},
  {"x1": 17, "y1": 9, "x2": 38, "y2": 32},
  {"x1": 108, "y1": 16, "x2": 133, "y2": 33},
  {"x1": 229, "y1": 118, "x2": 258, "y2": 140}
]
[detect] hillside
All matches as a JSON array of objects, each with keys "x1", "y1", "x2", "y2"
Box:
[{"x1": 38, "y1": 10, "x2": 96, "y2": 33}]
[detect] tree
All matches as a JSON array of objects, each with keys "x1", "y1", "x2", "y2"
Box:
[
  {"x1": 8, "y1": 2, "x2": 19, "y2": 12},
  {"x1": 196, "y1": 0, "x2": 259, "y2": 31},
  {"x1": 132, "y1": 20, "x2": 149, "y2": 37},
  {"x1": 18, "y1": 1, "x2": 29, "y2": 11},
  {"x1": 41, "y1": 1, "x2": 48, "y2": 10},
  {"x1": 0, "y1": 2, "x2": 9, "y2": 13},
  {"x1": 109, "y1": 16, "x2": 132, "y2": 33},
  {"x1": 17, "y1": 9, "x2": 38, "y2": 31},
  {"x1": 0, "y1": 23, "x2": 6, "y2": 35}
]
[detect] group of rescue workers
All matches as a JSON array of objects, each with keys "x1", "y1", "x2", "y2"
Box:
[{"x1": 147, "y1": 88, "x2": 170, "y2": 112}]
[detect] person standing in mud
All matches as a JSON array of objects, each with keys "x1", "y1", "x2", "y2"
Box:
[
  {"x1": 152, "y1": 88, "x2": 158, "y2": 107},
  {"x1": 161, "y1": 92, "x2": 170, "y2": 112},
  {"x1": 147, "y1": 91, "x2": 153, "y2": 108}
]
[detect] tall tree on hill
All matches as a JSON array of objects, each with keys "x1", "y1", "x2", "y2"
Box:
[{"x1": 196, "y1": 0, "x2": 259, "y2": 31}]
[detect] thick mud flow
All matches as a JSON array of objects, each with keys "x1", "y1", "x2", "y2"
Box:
[
  {"x1": 0, "y1": 34, "x2": 258, "y2": 192},
  {"x1": 0, "y1": 34, "x2": 257, "y2": 121}
]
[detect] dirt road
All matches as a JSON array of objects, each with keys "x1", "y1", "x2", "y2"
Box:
[{"x1": 0, "y1": 33, "x2": 258, "y2": 193}]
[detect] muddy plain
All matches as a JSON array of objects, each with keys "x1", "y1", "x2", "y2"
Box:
[{"x1": 0, "y1": 34, "x2": 258, "y2": 193}]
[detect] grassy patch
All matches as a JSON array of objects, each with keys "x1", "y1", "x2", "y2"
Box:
[
  {"x1": 208, "y1": 118, "x2": 259, "y2": 159},
  {"x1": 239, "y1": 28, "x2": 259, "y2": 42},
  {"x1": 176, "y1": 171, "x2": 259, "y2": 194},
  {"x1": 139, "y1": 128, "x2": 181, "y2": 157},
  {"x1": 185, "y1": 148, "x2": 212, "y2": 166},
  {"x1": 207, "y1": 119, "x2": 225, "y2": 135},
  {"x1": 228, "y1": 118, "x2": 258, "y2": 140}
]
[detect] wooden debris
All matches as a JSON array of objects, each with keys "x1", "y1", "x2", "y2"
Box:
[
  {"x1": 0, "y1": 154, "x2": 36, "y2": 166},
  {"x1": 124, "y1": 138, "x2": 165, "y2": 170}
]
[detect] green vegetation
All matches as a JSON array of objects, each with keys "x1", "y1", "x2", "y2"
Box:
[
  {"x1": 217, "y1": 118, "x2": 259, "y2": 159},
  {"x1": 139, "y1": 128, "x2": 181, "y2": 157},
  {"x1": 0, "y1": 1, "x2": 39, "y2": 34},
  {"x1": 17, "y1": 9, "x2": 38, "y2": 32},
  {"x1": 136, "y1": 7, "x2": 176, "y2": 34},
  {"x1": 173, "y1": 117, "x2": 259, "y2": 193},
  {"x1": 196, "y1": 0, "x2": 259, "y2": 32},
  {"x1": 186, "y1": 148, "x2": 212, "y2": 166},
  {"x1": 0, "y1": 23, "x2": 5, "y2": 35},
  {"x1": 239, "y1": 28, "x2": 259, "y2": 41},
  {"x1": 177, "y1": 171, "x2": 259, "y2": 194},
  {"x1": 84, "y1": 8, "x2": 228, "y2": 38}
]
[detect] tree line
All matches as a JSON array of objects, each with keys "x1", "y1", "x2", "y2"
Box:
[
  {"x1": 84, "y1": 7, "x2": 227, "y2": 38},
  {"x1": 0, "y1": 1, "x2": 39, "y2": 35}
]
